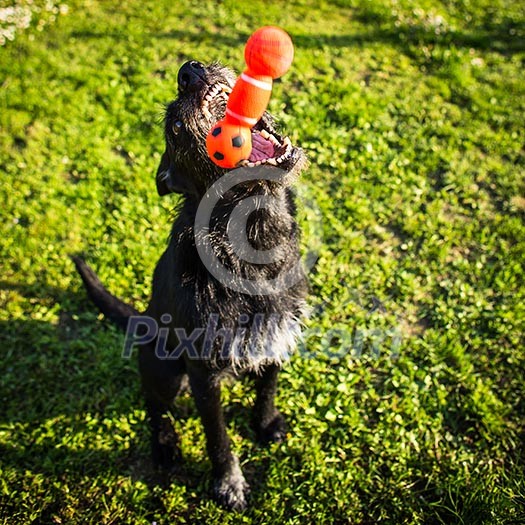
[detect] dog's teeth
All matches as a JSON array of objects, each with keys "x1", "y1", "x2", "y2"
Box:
[
  {"x1": 257, "y1": 129, "x2": 282, "y2": 147},
  {"x1": 269, "y1": 135, "x2": 280, "y2": 146},
  {"x1": 200, "y1": 82, "x2": 231, "y2": 118},
  {"x1": 275, "y1": 148, "x2": 292, "y2": 163},
  {"x1": 283, "y1": 136, "x2": 291, "y2": 146},
  {"x1": 265, "y1": 158, "x2": 277, "y2": 166}
]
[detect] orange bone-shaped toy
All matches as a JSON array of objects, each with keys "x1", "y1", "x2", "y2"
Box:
[{"x1": 206, "y1": 27, "x2": 294, "y2": 168}]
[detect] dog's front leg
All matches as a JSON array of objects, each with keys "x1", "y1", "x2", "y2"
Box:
[
  {"x1": 252, "y1": 364, "x2": 288, "y2": 443},
  {"x1": 187, "y1": 364, "x2": 249, "y2": 511}
]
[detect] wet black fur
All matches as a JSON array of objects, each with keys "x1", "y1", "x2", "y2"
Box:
[{"x1": 74, "y1": 61, "x2": 308, "y2": 511}]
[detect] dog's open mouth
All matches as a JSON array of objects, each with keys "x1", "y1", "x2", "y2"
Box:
[{"x1": 201, "y1": 82, "x2": 294, "y2": 168}]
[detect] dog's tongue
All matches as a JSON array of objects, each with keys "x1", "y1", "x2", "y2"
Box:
[{"x1": 249, "y1": 132, "x2": 275, "y2": 162}]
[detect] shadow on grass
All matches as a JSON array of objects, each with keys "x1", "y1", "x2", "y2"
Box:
[
  {"x1": 0, "y1": 280, "x2": 285, "y2": 512},
  {"x1": 0, "y1": 280, "x2": 134, "y2": 422},
  {"x1": 70, "y1": 16, "x2": 525, "y2": 57},
  {"x1": 293, "y1": 24, "x2": 525, "y2": 56}
]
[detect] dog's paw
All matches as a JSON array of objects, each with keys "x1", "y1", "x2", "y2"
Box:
[
  {"x1": 213, "y1": 459, "x2": 250, "y2": 511},
  {"x1": 256, "y1": 413, "x2": 288, "y2": 444}
]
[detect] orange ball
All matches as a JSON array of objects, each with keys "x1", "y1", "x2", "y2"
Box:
[
  {"x1": 244, "y1": 26, "x2": 294, "y2": 79},
  {"x1": 206, "y1": 121, "x2": 252, "y2": 168}
]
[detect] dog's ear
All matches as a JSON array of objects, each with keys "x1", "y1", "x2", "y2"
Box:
[{"x1": 156, "y1": 150, "x2": 195, "y2": 196}]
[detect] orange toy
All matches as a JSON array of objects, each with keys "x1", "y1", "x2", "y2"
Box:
[
  {"x1": 245, "y1": 26, "x2": 294, "y2": 78},
  {"x1": 206, "y1": 26, "x2": 294, "y2": 168}
]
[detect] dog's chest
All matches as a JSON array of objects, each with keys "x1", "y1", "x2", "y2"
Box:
[{"x1": 166, "y1": 199, "x2": 307, "y2": 372}]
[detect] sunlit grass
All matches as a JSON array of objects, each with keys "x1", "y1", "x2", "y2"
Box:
[{"x1": 1, "y1": 0, "x2": 524, "y2": 523}]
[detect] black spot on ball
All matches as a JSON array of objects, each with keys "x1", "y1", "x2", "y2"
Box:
[
  {"x1": 231, "y1": 135, "x2": 244, "y2": 148},
  {"x1": 213, "y1": 151, "x2": 225, "y2": 160},
  {"x1": 211, "y1": 127, "x2": 222, "y2": 137}
]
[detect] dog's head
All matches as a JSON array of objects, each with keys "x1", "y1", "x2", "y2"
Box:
[{"x1": 156, "y1": 61, "x2": 307, "y2": 197}]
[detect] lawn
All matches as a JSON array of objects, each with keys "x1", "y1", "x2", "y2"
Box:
[{"x1": 1, "y1": 0, "x2": 524, "y2": 523}]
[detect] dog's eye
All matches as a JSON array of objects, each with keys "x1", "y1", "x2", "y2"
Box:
[{"x1": 173, "y1": 121, "x2": 183, "y2": 135}]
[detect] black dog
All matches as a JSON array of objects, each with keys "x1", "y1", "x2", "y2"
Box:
[{"x1": 74, "y1": 60, "x2": 308, "y2": 510}]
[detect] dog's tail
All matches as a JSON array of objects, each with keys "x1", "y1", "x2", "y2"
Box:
[{"x1": 72, "y1": 256, "x2": 139, "y2": 331}]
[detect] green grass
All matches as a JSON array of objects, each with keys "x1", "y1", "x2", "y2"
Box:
[{"x1": 1, "y1": 0, "x2": 524, "y2": 523}]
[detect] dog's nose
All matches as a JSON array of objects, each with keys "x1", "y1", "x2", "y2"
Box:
[{"x1": 178, "y1": 61, "x2": 206, "y2": 93}]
